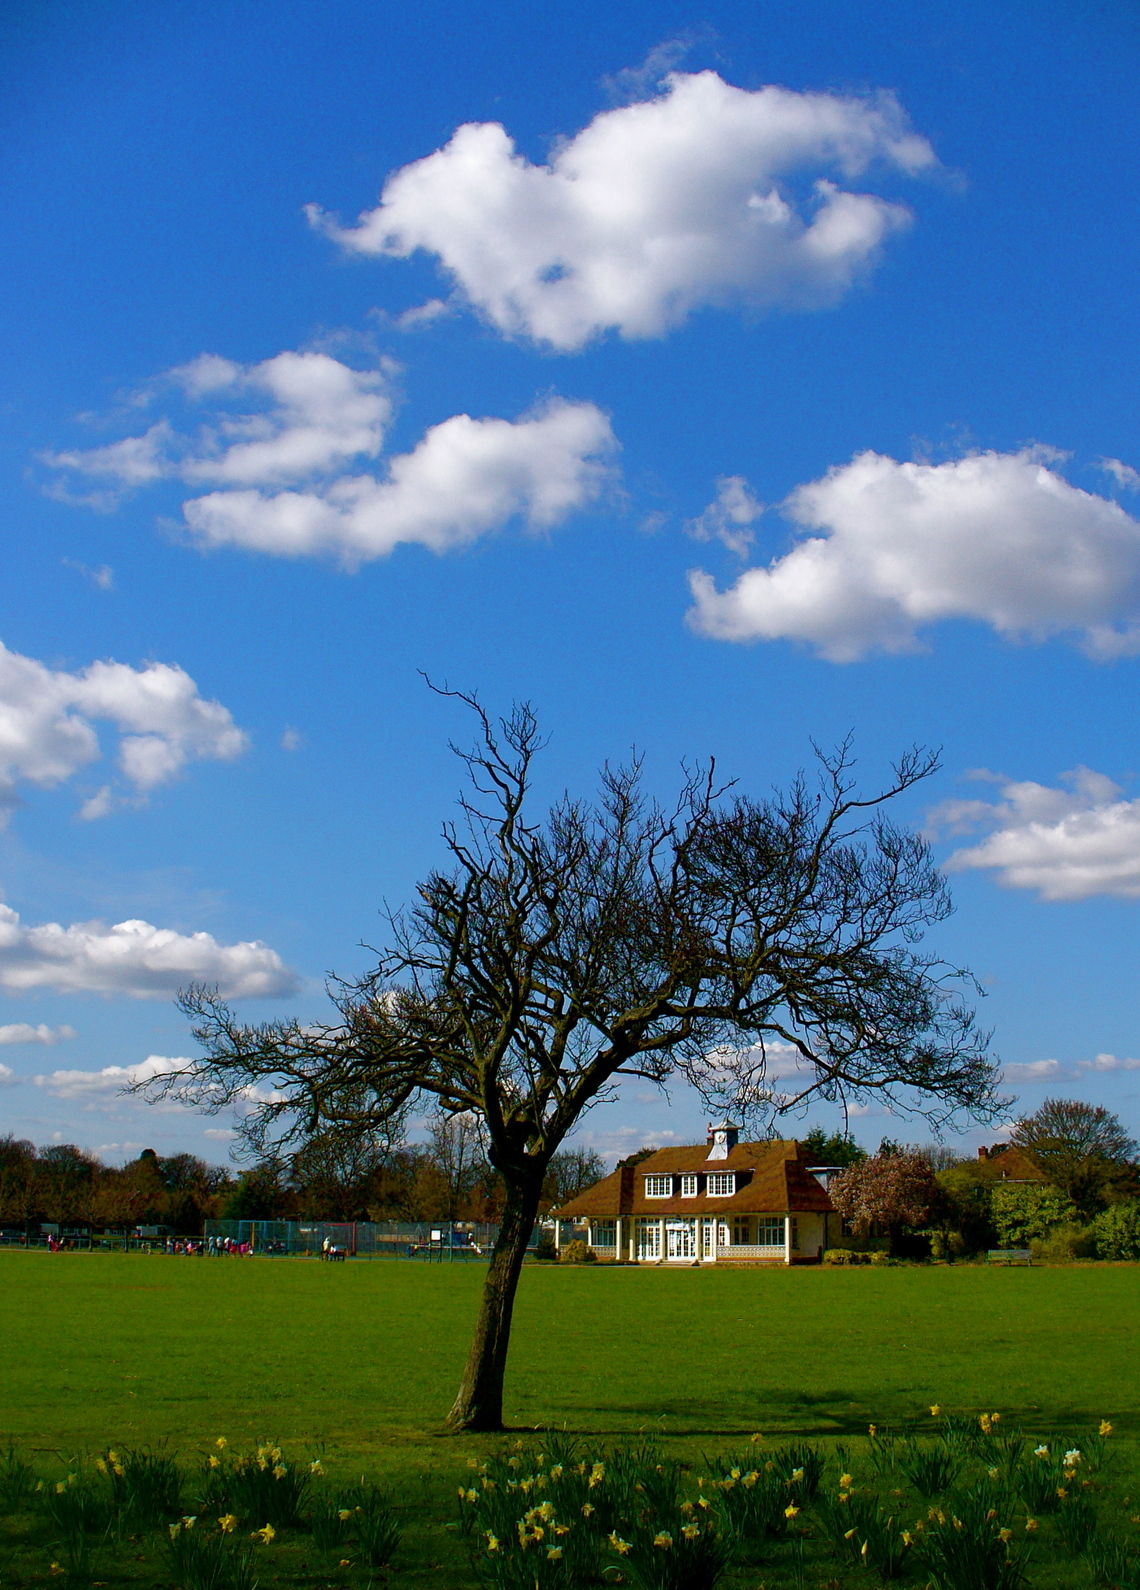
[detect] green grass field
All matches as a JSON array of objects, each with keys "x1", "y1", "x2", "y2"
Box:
[{"x1": 2, "y1": 1251, "x2": 1138, "y2": 1587}]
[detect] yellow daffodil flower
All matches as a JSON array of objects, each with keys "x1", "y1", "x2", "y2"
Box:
[
  {"x1": 1100, "y1": 1420, "x2": 1113, "y2": 1437},
  {"x1": 653, "y1": 1532, "x2": 673, "y2": 1549},
  {"x1": 1025, "y1": 1519, "x2": 1038, "y2": 1532},
  {"x1": 309, "y1": 1460, "x2": 323, "y2": 1475},
  {"x1": 791, "y1": 1467, "x2": 805, "y2": 1482},
  {"x1": 215, "y1": 1438, "x2": 227, "y2": 1450},
  {"x1": 999, "y1": 1528, "x2": 1012, "y2": 1543},
  {"x1": 254, "y1": 1525, "x2": 275, "y2": 1544},
  {"x1": 785, "y1": 1504, "x2": 799, "y2": 1519},
  {"x1": 219, "y1": 1515, "x2": 237, "y2": 1534},
  {"x1": 930, "y1": 1405, "x2": 941, "y2": 1417},
  {"x1": 683, "y1": 1522, "x2": 700, "y2": 1539},
  {"x1": 840, "y1": 1474, "x2": 853, "y2": 1487},
  {"x1": 486, "y1": 1535, "x2": 500, "y2": 1553}
]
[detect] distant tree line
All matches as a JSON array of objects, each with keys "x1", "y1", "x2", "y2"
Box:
[
  {"x1": 823, "y1": 1098, "x2": 1140, "y2": 1260},
  {"x1": 0, "y1": 1119, "x2": 606, "y2": 1234}
]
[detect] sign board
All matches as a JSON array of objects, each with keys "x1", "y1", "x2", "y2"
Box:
[{"x1": 430, "y1": 1229, "x2": 443, "y2": 1242}]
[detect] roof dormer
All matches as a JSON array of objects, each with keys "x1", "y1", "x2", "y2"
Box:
[{"x1": 705, "y1": 1120, "x2": 740, "y2": 1160}]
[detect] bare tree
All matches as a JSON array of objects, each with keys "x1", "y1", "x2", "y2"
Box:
[
  {"x1": 425, "y1": 1110, "x2": 487, "y2": 1218},
  {"x1": 138, "y1": 695, "x2": 1002, "y2": 1431}
]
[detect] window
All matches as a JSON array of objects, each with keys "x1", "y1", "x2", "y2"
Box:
[
  {"x1": 680, "y1": 1174, "x2": 698, "y2": 1197},
  {"x1": 732, "y1": 1216, "x2": 751, "y2": 1245},
  {"x1": 590, "y1": 1221, "x2": 616, "y2": 1247},
  {"x1": 707, "y1": 1172, "x2": 735, "y2": 1197},
  {"x1": 635, "y1": 1218, "x2": 661, "y2": 1260},
  {"x1": 757, "y1": 1217, "x2": 785, "y2": 1247},
  {"x1": 644, "y1": 1174, "x2": 672, "y2": 1198}
]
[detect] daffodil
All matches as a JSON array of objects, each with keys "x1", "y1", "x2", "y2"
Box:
[
  {"x1": 1025, "y1": 1519, "x2": 1038, "y2": 1532},
  {"x1": 95, "y1": 1457, "x2": 107, "y2": 1475},
  {"x1": 1100, "y1": 1420, "x2": 1113, "y2": 1437},
  {"x1": 549, "y1": 1464, "x2": 564, "y2": 1479},
  {"x1": 169, "y1": 1524, "x2": 182, "y2": 1540},
  {"x1": 1064, "y1": 1449, "x2": 1081, "y2": 1466},
  {"x1": 309, "y1": 1460, "x2": 323, "y2": 1475},
  {"x1": 1034, "y1": 1445, "x2": 1049, "y2": 1458},
  {"x1": 902, "y1": 1531, "x2": 913, "y2": 1546},
  {"x1": 988, "y1": 1467, "x2": 1000, "y2": 1480},
  {"x1": 485, "y1": 1535, "x2": 499, "y2": 1553},
  {"x1": 219, "y1": 1515, "x2": 237, "y2": 1534},
  {"x1": 582, "y1": 1502, "x2": 595, "y2": 1517},
  {"x1": 653, "y1": 1532, "x2": 673, "y2": 1550},
  {"x1": 254, "y1": 1524, "x2": 275, "y2": 1544},
  {"x1": 215, "y1": 1438, "x2": 227, "y2": 1450},
  {"x1": 840, "y1": 1473, "x2": 853, "y2": 1487},
  {"x1": 930, "y1": 1405, "x2": 941, "y2": 1417},
  {"x1": 785, "y1": 1504, "x2": 799, "y2": 1519},
  {"x1": 338, "y1": 1509, "x2": 352, "y2": 1521},
  {"x1": 609, "y1": 1534, "x2": 632, "y2": 1555},
  {"x1": 683, "y1": 1523, "x2": 700, "y2": 1539},
  {"x1": 868, "y1": 1424, "x2": 877, "y2": 1437},
  {"x1": 338, "y1": 1559, "x2": 352, "y2": 1568},
  {"x1": 791, "y1": 1467, "x2": 805, "y2": 1482},
  {"x1": 999, "y1": 1527, "x2": 1013, "y2": 1544},
  {"x1": 272, "y1": 1465, "x2": 286, "y2": 1480},
  {"x1": 208, "y1": 1455, "x2": 221, "y2": 1469},
  {"x1": 49, "y1": 1564, "x2": 64, "y2": 1576}
]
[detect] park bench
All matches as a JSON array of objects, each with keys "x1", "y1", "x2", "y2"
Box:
[{"x1": 986, "y1": 1248, "x2": 1032, "y2": 1266}]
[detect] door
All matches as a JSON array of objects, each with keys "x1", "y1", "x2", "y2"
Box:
[{"x1": 666, "y1": 1219, "x2": 695, "y2": 1259}]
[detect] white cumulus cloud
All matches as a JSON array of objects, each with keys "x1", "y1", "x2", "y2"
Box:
[
  {"x1": 45, "y1": 352, "x2": 392, "y2": 498},
  {"x1": 181, "y1": 399, "x2": 616, "y2": 564},
  {"x1": 1002, "y1": 1060, "x2": 1063, "y2": 1084},
  {"x1": 935, "y1": 767, "x2": 1140, "y2": 901},
  {"x1": 34, "y1": 1054, "x2": 187, "y2": 1101},
  {"x1": 0, "y1": 1063, "x2": 15, "y2": 1086},
  {"x1": 1079, "y1": 1052, "x2": 1140, "y2": 1072},
  {"x1": 310, "y1": 71, "x2": 936, "y2": 350},
  {"x1": 0, "y1": 638, "x2": 247, "y2": 818},
  {"x1": 0, "y1": 1022, "x2": 75, "y2": 1046},
  {"x1": 44, "y1": 352, "x2": 615, "y2": 566},
  {"x1": 0, "y1": 905, "x2": 297, "y2": 998},
  {"x1": 687, "y1": 449, "x2": 1140, "y2": 661}
]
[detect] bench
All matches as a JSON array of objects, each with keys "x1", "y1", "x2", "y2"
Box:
[{"x1": 986, "y1": 1248, "x2": 1032, "y2": 1266}]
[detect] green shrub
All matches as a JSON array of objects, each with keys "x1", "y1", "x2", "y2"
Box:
[
  {"x1": 558, "y1": 1239, "x2": 595, "y2": 1265},
  {"x1": 532, "y1": 1233, "x2": 558, "y2": 1262},
  {"x1": 822, "y1": 1248, "x2": 867, "y2": 1265},
  {"x1": 991, "y1": 1184, "x2": 1077, "y2": 1246},
  {"x1": 1030, "y1": 1222, "x2": 1097, "y2": 1263},
  {"x1": 1092, "y1": 1199, "x2": 1140, "y2": 1260}
]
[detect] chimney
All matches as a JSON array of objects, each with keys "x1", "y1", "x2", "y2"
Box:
[{"x1": 978, "y1": 1145, "x2": 989, "y2": 1161}]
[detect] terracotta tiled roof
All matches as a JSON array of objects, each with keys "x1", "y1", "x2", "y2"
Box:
[
  {"x1": 985, "y1": 1145, "x2": 1048, "y2": 1182},
  {"x1": 551, "y1": 1139, "x2": 834, "y2": 1220}
]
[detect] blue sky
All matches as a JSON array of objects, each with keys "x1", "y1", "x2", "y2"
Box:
[{"x1": 2, "y1": 0, "x2": 1139, "y2": 1165}]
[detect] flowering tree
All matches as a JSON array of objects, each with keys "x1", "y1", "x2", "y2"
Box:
[
  {"x1": 830, "y1": 1151, "x2": 944, "y2": 1250},
  {"x1": 138, "y1": 695, "x2": 1000, "y2": 1431}
]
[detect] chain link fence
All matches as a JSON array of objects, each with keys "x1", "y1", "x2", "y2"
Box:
[{"x1": 202, "y1": 1218, "x2": 513, "y2": 1258}]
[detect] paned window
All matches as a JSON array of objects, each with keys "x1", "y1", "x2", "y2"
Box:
[
  {"x1": 644, "y1": 1174, "x2": 672, "y2": 1198},
  {"x1": 732, "y1": 1216, "x2": 751, "y2": 1245},
  {"x1": 680, "y1": 1174, "x2": 698, "y2": 1197},
  {"x1": 635, "y1": 1218, "x2": 661, "y2": 1260},
  {"x1": 591, "y1": 1221, "x2": 616, "y2": 1247},
  {"x1": 707, "y1": 1172, "x2": 736, "y2": 1196},
  {"x1": 757, "y1": 1216, "x2": 785, "y2": 1246}
]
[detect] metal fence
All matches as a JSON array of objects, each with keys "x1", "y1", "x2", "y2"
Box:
[{"x1": 202, "y1": 1218, "x2": 511, "y2": 1258}]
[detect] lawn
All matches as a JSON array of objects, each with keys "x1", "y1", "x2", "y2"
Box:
[{"x1": 2, "y1": 1251, "x2": 1138, "y2": 1587}]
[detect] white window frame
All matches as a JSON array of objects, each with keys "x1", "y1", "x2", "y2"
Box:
[
  {"x1": 635, "y1": 1217, "x2": 661, "y2": 1260},
  {"x1": 590, "y1": 1220, "x2": 616, "y2": 1248},
  {"x1": 757, "y1": 1216, "x2": 785, "y2": 1247},
  {"x1": 644, "y1": 1174, "x2": 673, "y2": 1198},
  {"x1": 680, "y1": 1174, "x2": 698, "y2": 1197},
  {"x1": 732, "y1": 1216, "x2": 751, "y2": 1245},
  {"x1": 666, "y1": 1219, "x2": 696, "y2": 1259},
  {"x1": 707, "y1": 1172, "x2": 736, "y2": 1197}
]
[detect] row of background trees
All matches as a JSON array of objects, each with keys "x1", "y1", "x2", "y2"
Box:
[
  {"x1": 0, "y1": 1115, "x2": 605, "y2": 1233},
  {"x1": 819, "y1": 1098, "x2": 1140, "y2": 1261},
  {"x1": 6, "y1": 1097, "x2": 1137, "y2": 1261}
]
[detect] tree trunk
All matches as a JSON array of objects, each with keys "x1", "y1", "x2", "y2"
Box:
[{"x1": 445, "y1": 1172, "x2": 542, "y2": 1432}]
